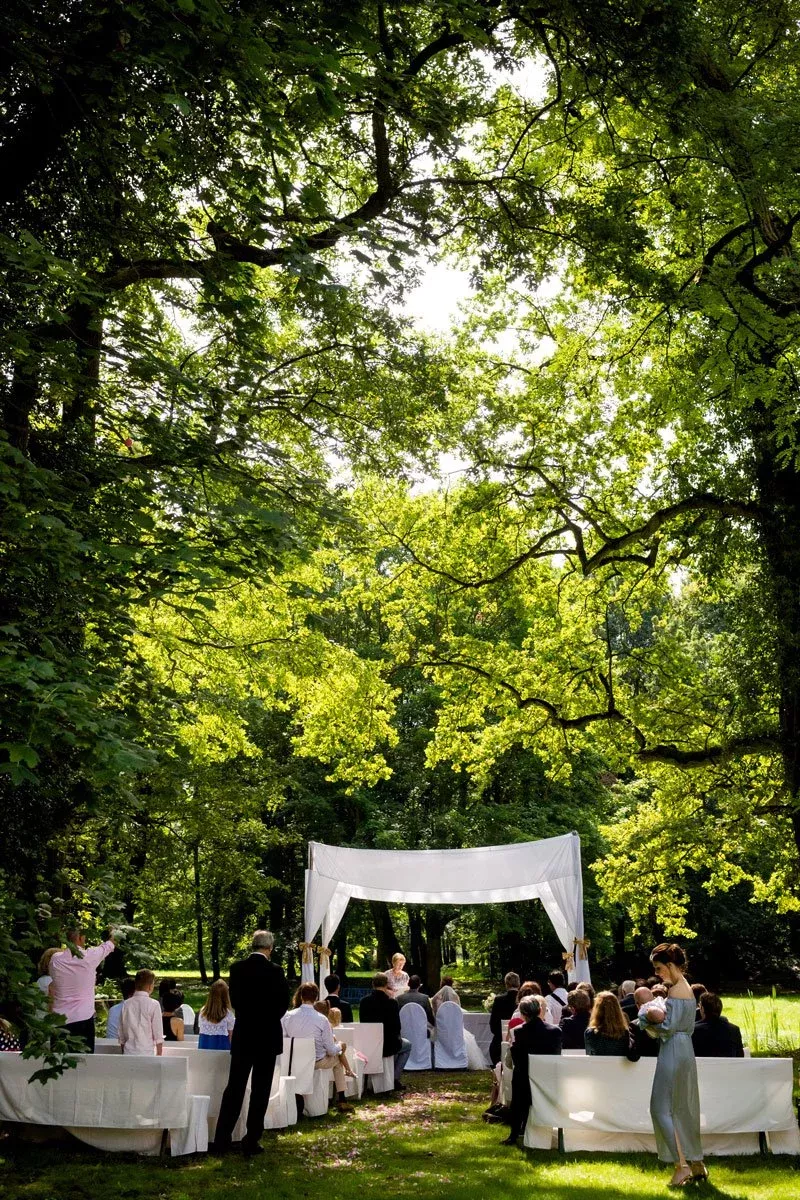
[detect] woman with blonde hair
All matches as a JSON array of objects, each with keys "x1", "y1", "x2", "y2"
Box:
[
  {"x1": 36, "y1": 946, "x2": 62, "y2": 996},
  {"x1": 584, "y1": 991, "x2": 639, "y2": 1060},
  {"x1": 198, "y1": 979, "x2": 235, "y2": 1050}
]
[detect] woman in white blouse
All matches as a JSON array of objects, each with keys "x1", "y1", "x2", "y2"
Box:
[{"x1": 385, "y1": 953, "x2": 410, "y2": 999}]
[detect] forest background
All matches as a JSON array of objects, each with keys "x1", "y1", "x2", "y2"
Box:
[{"x1": 4, "y1": 0, "x2": 800, "y2": 1066}]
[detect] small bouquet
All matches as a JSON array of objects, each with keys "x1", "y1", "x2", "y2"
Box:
[{"x1": 483, "y1": 992, "x2": 496, "y2": 1012}]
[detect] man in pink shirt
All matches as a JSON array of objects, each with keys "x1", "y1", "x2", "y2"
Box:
[{"x1": 49, "y1": 926, "x2": 116, "y2": 1052}]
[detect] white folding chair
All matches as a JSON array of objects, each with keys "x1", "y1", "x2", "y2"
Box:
[
  {"x1": 401, "y1": 1003, "x2": 432, "y2": 1070},
  {"x1": 434, "y1": 1001, "x2": 468, "y2": 1069}
]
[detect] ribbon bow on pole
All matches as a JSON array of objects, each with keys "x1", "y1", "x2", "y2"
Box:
[
  {"x1": 318, "y1": 945, "x2": 332, "y2": 971},
  {"x1": 562, "y1": 950, "x2": 576, "y2": 973},
  {"x1": 573, "y1": 936, "x2": 592, "y2": 960},
  {"x1": 299, "y1": 942, "x2": 317, "y2": 966}
]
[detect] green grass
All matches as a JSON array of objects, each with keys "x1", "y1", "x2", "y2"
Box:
[
  {"x1": 2, "y1": 1073, "x2": 799, "y2": 1200},
  {"x1": 723, "y1": 995, "x2": 800, "y2": 1055}
]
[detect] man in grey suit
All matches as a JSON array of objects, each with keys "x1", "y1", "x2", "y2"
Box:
[{"x1": 397, "y1": 975, "x2": 434, "y2": 1031}]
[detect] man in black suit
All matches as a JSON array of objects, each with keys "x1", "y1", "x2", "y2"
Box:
[
  {"x1": 359, "y1": 972, "x2": 411, "y2": 1090},
  {"x1": 692, "y1": 992, "x2": 744, "y2": 1057},
  {"x1": 560, "y1": 988, "x2": 591, "y2": 1049},
  {"x1": 619, "y1": 980, "x2": 637, "y2": 1020},
  {"x1": 489, "y1": 972, "x2": 520, "y2": 1066},
  {"x1": 324, "y1": 974, "x2": 353, "y2": 1022},
  {"x1": 503, "y1": 997, "x2": 561, "y2": 1145},
  {"x1": 212, "y1": 930, "x2": 289, "y2": 1155}
]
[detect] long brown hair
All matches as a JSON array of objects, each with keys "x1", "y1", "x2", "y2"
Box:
[
  {"x1": 589, "y1": 990, "x2": 628, "y2": 1039},
  {"x1": 201, "y1": 979, "x2": 231, "y2": 1025}
]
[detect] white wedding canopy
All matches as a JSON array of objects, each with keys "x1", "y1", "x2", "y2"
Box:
[{"x1": 302, "y1": 832, "x2": 591, "y2": 992}]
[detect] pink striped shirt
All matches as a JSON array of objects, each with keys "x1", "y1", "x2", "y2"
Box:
[{"x1": 49, "y1": 941, "x2": 115, "y2": 1023}]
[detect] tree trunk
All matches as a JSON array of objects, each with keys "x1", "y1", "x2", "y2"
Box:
[
  {"x1": 193, "y1": 843, "x2": 208, "y2": 984},
  {"x1": 752, "y1": 406, "x2": 800, "y2": 855},
  {"x1": 424, "y1": 909, "x2": 453, "y2": 992},
  {"x1": 369, "y1": 901, "x2": 401, "y2": 972},
  {"x1": 211, "y1": 917, "x2": 220, "y2": 981},
  {"x1": 408, "y1": 905, "x2": 426, "y2": 980},
  {"x1": 333, "y1": 924, "x2": 348, "y2": 981}
]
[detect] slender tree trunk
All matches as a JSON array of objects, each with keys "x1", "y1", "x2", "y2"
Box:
[
  {"x1": 752, "y1": 406, "x2": 800, "y2": 854},
  {"x1": 369, "y1": 900, "x2": 401, "y2": 971},
  {"x1": 333, "y1": 924, "x2": 348, "y2": 981},
  {"x1": 408, "y1": 905, "x2": 426, "y2": 979},
  {"x1": 211, "y1": 918, "x2": 220, "y2": 981},
  {"x1": 193, "y1": 843, "x2": 208, "y2": 984}
]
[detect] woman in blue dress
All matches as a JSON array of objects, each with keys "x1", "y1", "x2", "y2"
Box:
[
  {"x1": 198, "y1": 979, "x2": 235, "y2": 1050},
  {"x1": 644, "y1": 943, "x2": 707, "y2": 1187}
]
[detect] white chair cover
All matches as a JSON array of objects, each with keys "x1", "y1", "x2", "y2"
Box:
[
  {"x1": 282, "y1": 1037, "x2": 316, "y2": 1096},
  {"x1": 434, "y1": 1002, "x2": 468, "y2": 1070},
  {"x1": 337, "y1": 1022, "x2": 384, "y2": 1073},
  {"x1": 369, "y1": 1057, "x2": 396, "y2": 1094},
  {"x1": 303, "y1": 1067, "x2": 334, "y2": 1117},
  {"x1": 401, "y1": 1003, "x2": 432, "y2": 1070}
]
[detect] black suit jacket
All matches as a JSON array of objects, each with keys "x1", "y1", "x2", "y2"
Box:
[
  {"x1": 359, "y1": 989, "x2": 402, "y2": 1056},
  {"x1": 228, "y1": 953, "x2": 289, "y2": 1054},
  {"x1": 397, "y1": 990, "x2": 434, "y2": 1026},
  {"x1": 692, "y1": 1016, "x2": 744, "y2": 1058},
  {"x1": 489, "y1": 989, "x2": 518, "y2": 1064},
  {"x1": 327, "y1": 995, "x2": 353, "y2": 1022},
  {"x1": 560, "y1": 1009, "x2": 590, "y2": 1049},
  {"x1": 510, "y1": 1017, "x2": 562, "y2": 1071},
  {"x1": 620, "y1": 995, "x2": 637, "y2": 1019}
]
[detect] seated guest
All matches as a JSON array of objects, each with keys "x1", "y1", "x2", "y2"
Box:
[
  {"x1": 575, "y1": 980, "x2": 595, "y2": 1005},
  {"x1": 324, "y1": 974, "x2": 353, "y2": 1022},
  {"x1": 502, "y1": 997, "x2": 561, "y2": 1146},
  {"x1": 106, "y1": 977, "x2": 135, "y2": 1041},
  {"x1": 359, "y1": 972, "x2": 412, "y2": 1091},
  {"x1": 198, "y1": 979, "x2": 236, "y2": 1050},
  {"x1": 315, "y1": 999, "x2": 357, "y2": 1076},
  {"x1": 161, "y1": 988, "x2": 185, "y2": 1042},
  {"x1": 36, "y1": 947, "x2": 62, "y2": 997},
  {"x1": 619, "y1": 979, "x2": 637, "y2": 1018},
  {"x1": 631, "y1": 986, "x2": 660, "y2": 1057},
  {"x1": 119, "y1": 969, "x2": 164, "y2": 1056},
  {"x1": 585, "y1": 991, "x2": 640, "y2": 1060},
  {"x1": 0, "y1": 1017, "x2": 21, "y2": 1052},
  {"x1": 692, "y1": 993, "x2": 744, "y2": 1057},
  {"x1": 508, "y1": 981, "x2": 543, "y2": 1038},
  {"x1": 691, "y1": 982, "x2": 707, "y2": 1015},
  {"x1": 385, "y1": 953, "x2": 410, "y2": 999},
  {"x1": 398, "y1": 975, "x2": 435, "y2": 1031},
  {"x1": 282, "y1": 982, "x2": 354, "y2": 1112},
  {"x1": 489, "y1": 972, "x2": 520, "y2": 1066},
  {"x1": 431, "y1": 976, "x2": 460, "y2": 1015},
  {"x1": 49, "y1": 926, "x2": 116, "y2": 1052},
  {"x1": 158, "y1": 976, "x2": 177, "y2": 1001},
  {"x1": 544, "y1": 970, "x2": 569, "y2": 1026},
  {"x1": 560, "y1": 988, "x2": 592, "y2": 1048}
]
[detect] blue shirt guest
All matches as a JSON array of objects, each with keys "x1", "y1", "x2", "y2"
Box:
[{"x1": 106, "y1": 977, "x2": 135, "y2": 1041}]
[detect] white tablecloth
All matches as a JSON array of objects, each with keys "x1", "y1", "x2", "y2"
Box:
[
  {"x1": 525, "y1": 1055, "x2": 800, "y2": 1155},
  {"x1": 462, "y1": 1013, "x2": 491, "y2": 1066},
  {"x1": 0, "y1": 1053, "x2": 206, "y2": 1155}
]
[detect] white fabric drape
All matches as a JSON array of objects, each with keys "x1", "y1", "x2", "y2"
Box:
[{"x1": 303, "y1": 833, "x2": 590, "y2": 986}]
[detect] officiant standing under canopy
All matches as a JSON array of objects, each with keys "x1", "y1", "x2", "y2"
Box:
[{"x1": 385, "y1": 953, "x2": 410, "y2": 999}]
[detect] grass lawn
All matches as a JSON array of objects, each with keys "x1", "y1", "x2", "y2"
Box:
[{"x1": 2, "y1": 1072, "x2": 799, "y2": 1200}]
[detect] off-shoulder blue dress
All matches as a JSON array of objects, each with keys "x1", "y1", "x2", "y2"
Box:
[{"x1": 648, "y1": 996, "x2": 703, "y2": 1163}]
